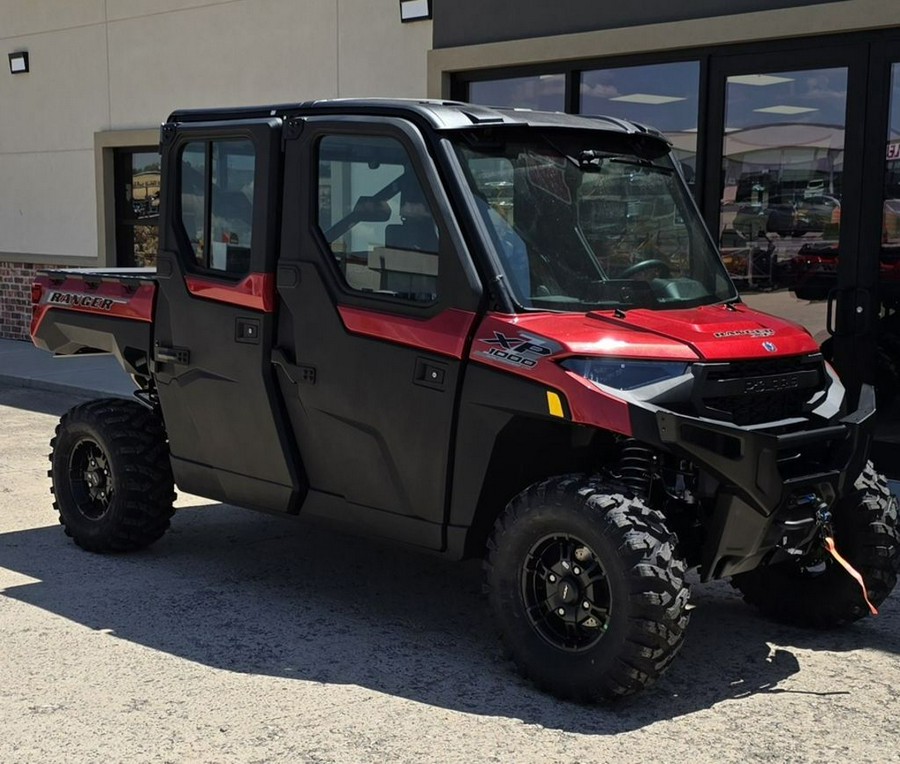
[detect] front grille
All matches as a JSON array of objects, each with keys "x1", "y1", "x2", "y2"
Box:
[{"x1": 692, "y1": 355, "x2": 827, "y2": 426}]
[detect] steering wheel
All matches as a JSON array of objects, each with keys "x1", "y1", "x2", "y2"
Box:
[{"x1": 619, "y1": 258, "x2": 672, "y2": 279}]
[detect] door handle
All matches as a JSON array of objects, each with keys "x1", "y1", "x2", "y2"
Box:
[
  {"x1": 272, "y1": 347, "x2": 317, "y2": 385},
  {"x1": 825, "y1": 288, "x2": 838, "y2": 336},
  {"x1": 414, "y1": 357, "x2": 447, "y2": 391},
  {"x1": 235, "y1": 317, "x2": 260, "y2": 344},
  {"x1": 154, "y1": 344, "x2": 190, "y2": 365}
]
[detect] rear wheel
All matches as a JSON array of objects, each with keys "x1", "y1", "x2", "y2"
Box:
[
  {"x1": 732, "y1": 462, "x2": 899, "y2": 627},
  {"x1": 50, "y1": 398, "x2": 176, "y2": 552},
  {"x1": 484, "y1": 475, "x2": 690, "y2": 702}
]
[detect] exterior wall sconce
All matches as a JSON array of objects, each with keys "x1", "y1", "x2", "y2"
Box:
[
  {"x1": 400, "y1": 0, "x2": 432, "y2": 22},
  {"x1": 8, "y1": 51, "x2": 29, "y2": 74}
]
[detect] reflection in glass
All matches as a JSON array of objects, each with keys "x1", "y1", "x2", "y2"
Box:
[
  {"x1": 454, "y1": 130, "x2": 735, "y2": 312},
  {"x1": 580, "y1": 62, "x2": 700, "y2": 190},
  {"x1": 209, "y1": 140, "x2": 255, "y2": 274},
  {"x1": 317, "y1": 135, "x2": 439, "y2": 304},
  {"x1": 882, "y1": 64, "x2": 900, "y2": 266},
  {"x1": 114, "y1": 148, "x2": 160, "y2": 268},
  {"x1": 181, "y1": 143, "x2": 206, "y2": 262},
  {"x1": 875, "y1": 63, "x2": 900, "y2": 428},
  {"x1": 178, "y1": 140, "x2": 256, "y2": 274},
  {"x1": 719, "y1": 67, "x2": 847, "y2": 350},
  {"x1": 468, "y1": 74, "x2": 565, "y2": 112}
]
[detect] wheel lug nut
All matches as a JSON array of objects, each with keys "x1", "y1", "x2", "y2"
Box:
[
  {"x1": 573, "y1": 567, "x2": 581, "y2": 575},
  {"x1": 548, "y1": 574, "x2": 557, "y2": 583},
  {"x1": 582, "y1": 601, "x2": 590, "y2": 609},
  {"x1": 557, "y1": 608, "x2": 565, "y2": 616}
]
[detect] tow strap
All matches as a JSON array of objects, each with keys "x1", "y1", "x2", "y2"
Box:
[{"x1": 823, "y1": 536, "x2": 879, "y2": 616}]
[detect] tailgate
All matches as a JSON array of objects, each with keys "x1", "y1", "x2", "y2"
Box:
[{"x1": 30, "y1": 267, "x2": 157, "y2": 379}]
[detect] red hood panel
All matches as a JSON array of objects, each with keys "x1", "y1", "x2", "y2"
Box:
[{"x1": 507, "y1": 303, "x2": 819, "y2": 361}]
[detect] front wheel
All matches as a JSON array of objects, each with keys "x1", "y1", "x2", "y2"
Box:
[
  {"x1": 484, "y1": 475, "x2": 691, "y2": 702},
  {"x1": 50, "y1": 398, "x2": 176, "y2": 552},
  {"x1": 732, "y1": 462, "x2": 900, "y2": 627}
]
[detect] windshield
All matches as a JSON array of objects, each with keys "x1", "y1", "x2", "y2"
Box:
[{"x1": 453, "y1": 129, "x2": 737, "y2": 312}]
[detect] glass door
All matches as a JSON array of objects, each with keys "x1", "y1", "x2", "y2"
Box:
[
  {"x1": 866, "y1": 47, "x2": 900, "y2": 460},
  {"x1": 704, "y1": 46, "x2": 870, "y2": 400}
]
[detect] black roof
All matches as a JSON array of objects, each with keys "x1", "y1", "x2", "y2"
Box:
[{"x1": 166, "y1": 98, "x2": 664, "y2": 140}]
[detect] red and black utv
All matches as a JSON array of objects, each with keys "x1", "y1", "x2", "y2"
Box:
[{"x1": 31, "y1": 100, "x2": 899, "y2": 702}]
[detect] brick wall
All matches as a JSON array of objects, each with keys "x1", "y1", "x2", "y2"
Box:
[{"x1": 0, "y1": 262, "x2": 54, "y2": 341}]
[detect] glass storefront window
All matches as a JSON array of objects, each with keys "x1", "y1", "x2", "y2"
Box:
[
  {"x1": 721, "y1": 67, "x2": 847, "y2": 346},
  {"x1": 580, "y1": 61, "x2": 700, "y2": 189},
  {"x1": 720, "y1": 68, "x2": 846, "y2": 291},
  {"x1": 114, "y1": 148, "x2": 160, "y2": 268},
  {"x1": 883, "y1": 64, "x2": 900, "y2": 270},
  {"x1": 876, "y1": 62, "x2": 900, "y2": 427},
  {"x1": 468, "y1": 74, "x2": 565, "y2": 111}
]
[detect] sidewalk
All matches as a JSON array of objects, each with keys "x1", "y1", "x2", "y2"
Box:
[{"x1": 0, "y1": 337, "x2": 134, "y2": 398}]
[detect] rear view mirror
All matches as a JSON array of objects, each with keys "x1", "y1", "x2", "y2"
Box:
[{"x1": 353, "y1": 196, "x2": 392, "y2": 223}]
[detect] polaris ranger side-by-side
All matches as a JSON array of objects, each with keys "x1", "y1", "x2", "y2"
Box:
[{"x1": 31, "y1": 100, "x2": 899, "y2": 702}]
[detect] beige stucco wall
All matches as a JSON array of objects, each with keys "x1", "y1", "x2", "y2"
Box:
[{"x1": 0, "y1": 0, "x2": 432, "y2": 263}]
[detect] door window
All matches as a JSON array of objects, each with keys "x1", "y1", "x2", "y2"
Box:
[
  {"x1": 317, "y1": 134, "x2": 439, "y2": 304},
  {"x1": 179, "y1": 139, "x2": 255, "y2": 275}
]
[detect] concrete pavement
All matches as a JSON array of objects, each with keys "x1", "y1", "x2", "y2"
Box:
[
  {"x1": 0, "y1": 337, "x2": 133, "y2": 398},
  {"x1": 1, "y1": 385, "x2": 899, "y2": 763}
]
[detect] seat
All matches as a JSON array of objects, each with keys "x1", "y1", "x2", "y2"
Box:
[{"x1": 384, "y1": 218, "x2": 438, "y2": 253}]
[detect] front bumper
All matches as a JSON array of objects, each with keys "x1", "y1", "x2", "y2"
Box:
[{"x1": 629, "y1": 385, "x2": 876, "y2": 580}]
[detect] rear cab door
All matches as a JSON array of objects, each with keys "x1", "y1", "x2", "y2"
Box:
[
  {"x1": 154, "y1": 116, "x2": 304, "y2": 511},
  {"x1": 275, "y1": 114, "x2": 483, "y2": 548}
]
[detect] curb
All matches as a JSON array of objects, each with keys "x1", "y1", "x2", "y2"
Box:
[{"x1": 0, "y1": 374, "x2": 132, "y2": 400}]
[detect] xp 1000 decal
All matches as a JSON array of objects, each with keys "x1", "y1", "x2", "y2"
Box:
[{"x1": 476, "y1": 330, "x2": 560, "y2": 369}]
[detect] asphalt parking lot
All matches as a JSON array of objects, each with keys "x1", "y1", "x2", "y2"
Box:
[{"x1": 1, "y1": 384, "x2": 899, "y2": 763}]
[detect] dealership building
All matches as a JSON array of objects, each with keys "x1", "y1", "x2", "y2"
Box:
[{"x1": 3, "y1": 0, "x2": 900, "y2": 454}]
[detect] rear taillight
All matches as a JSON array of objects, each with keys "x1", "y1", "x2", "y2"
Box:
[{"x1": 31, "y1": 282, "x2": 43, "y2": 305}]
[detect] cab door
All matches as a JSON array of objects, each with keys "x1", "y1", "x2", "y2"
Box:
[
  {"x1": 154, "y1": 118, "x2": 304, "y2": 512},
  {"x1": 275, "y1": 117, "x2": 483, "y2": 548}
]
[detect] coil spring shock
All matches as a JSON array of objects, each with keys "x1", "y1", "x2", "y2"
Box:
[{"x1": 618, "y1": 440, "x2": 655, "y2": 498}]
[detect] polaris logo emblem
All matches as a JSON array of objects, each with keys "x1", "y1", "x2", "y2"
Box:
[
  {"x1": 743, "y1": 372, "x2": 799, "y2": 393},
  {"x1": 762, "y1": 341, "x2": 778, "y2": 353}
]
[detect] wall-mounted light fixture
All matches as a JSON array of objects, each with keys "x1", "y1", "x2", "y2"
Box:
[
  {"x1": 400, "y1": 0, "x2": 432, "y2": 22},
  {"x1": 8, "y1": 51, "x2": 29, "y2": 74}
]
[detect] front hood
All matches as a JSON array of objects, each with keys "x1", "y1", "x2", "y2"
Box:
[{"x1": 512, "y1": 302, "x2": 820, "y2": 361}]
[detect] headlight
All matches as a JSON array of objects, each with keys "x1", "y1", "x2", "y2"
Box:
[{"x1": 561, "y1": 357, "x2": 690, "y2": 391}]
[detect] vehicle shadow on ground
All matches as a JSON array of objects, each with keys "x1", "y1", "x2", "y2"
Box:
[
  {"x1": 2, "y1": 503, "x2": 897, "y2": 734},
  {"x1": 0, "y1": 384, "x2": 99, "y2": 418}
]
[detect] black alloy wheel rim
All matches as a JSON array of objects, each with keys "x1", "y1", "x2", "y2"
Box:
[
  {"x1": 68, "y1": 439, "x2": 113, "y2": 520},
  {"x1": 521, "y1": 533, "x2": 612, "y2": 652}
]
